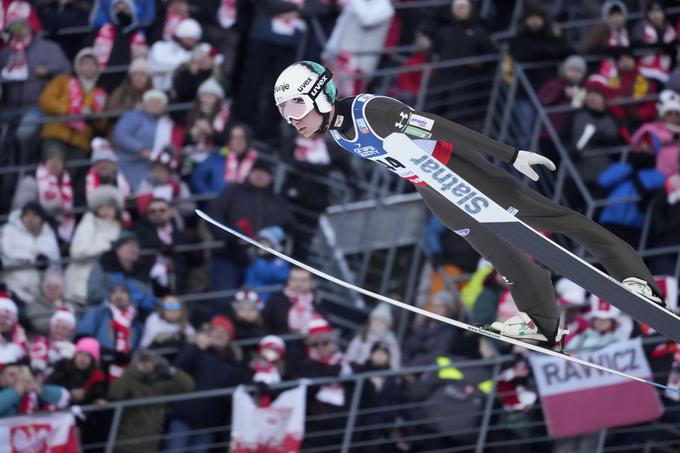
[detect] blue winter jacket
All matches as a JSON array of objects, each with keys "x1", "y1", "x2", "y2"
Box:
[
  {"x1": 597, "y1": 162, "x2": 665, "y2": 229},
  {"x1": 112, "y1": 108, "x2": 159, "y2": 190},
  {"x1": 90, "y1": 0, "x2": 155, "y2": 28},
  {"x1": 190, "y1": 149, "x2": 227, "y2": 195},
  {"x1": 244, "y1": 257, "x2": 291, "y2": 302},
  {"x1": 0, "y1": 386, "x2": 68, "y2": 417},
  {"x1": 76, "y1": 303, "x2": 143, "y2": 352}
]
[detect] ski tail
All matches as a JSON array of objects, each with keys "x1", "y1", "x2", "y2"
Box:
[{"x1": 195, "y1": 209, "x2": 679, "y2": 394}]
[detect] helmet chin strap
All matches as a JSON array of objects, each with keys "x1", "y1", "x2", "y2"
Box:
[{"x1": 313, "y1": 111, "x2": 331, "y2": 135}]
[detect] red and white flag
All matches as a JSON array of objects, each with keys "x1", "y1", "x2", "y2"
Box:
[
  {"x1": 0, "y1": 411, "x2": 79, "y2": 453},
  {"x1": 528, "y1": 337, "x2": 664, "y2": 438},
  {"x1": 231, "y1": 384, "x2": 306, "y2": 453}
]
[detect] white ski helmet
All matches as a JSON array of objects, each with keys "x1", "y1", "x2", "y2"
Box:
[{"x1": 274, "y1": 61, "x2": 336, "y2": 128}]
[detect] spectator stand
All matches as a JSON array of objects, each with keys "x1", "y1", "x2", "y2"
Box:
[{"x1": 5, "y1": 333, "x2": 674, "y2": 453}]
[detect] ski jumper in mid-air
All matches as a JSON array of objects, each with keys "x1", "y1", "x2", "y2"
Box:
[{"x1": 273, "y1": 61, "x2": 671, "y2": 345}]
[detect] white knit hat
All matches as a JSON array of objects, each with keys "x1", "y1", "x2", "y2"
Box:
[
  {"x1": 586, "y1": 295, "x2": 621, "y2": 320},
  {"x1": 555, "y1": 278, "x2": 588, "y2": 307},
  {"x1": 143, "y1": 89, "x2": 168, "y2": 104},
  {"x1": 91, "y1": 137, "x2": 118, "y2": 163},
  {"x1": 50, "y1": 308, "x2": 76, "y2": 328},
  {"x1": 175, "y1": 18, "x2": 202, "y2": 40},
  {"x1": 370, "y1": 303, "x2": 393, "y2": 327},
  {"x1": 197, "y1": 78, "x2": 225, "y2": 100},
  {"x1": 0, "y1": 297, "x2": 18, "y2": 317},
  {"x1": 657, "y1": 89, "x2": 680, "y2": 117}
]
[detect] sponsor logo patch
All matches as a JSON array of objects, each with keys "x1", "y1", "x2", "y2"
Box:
[
  {"x1": 297, "y1": 77, "x2": 312, "y2": 92},
  {"x1": 357, "y1": 94, "x2": 372, "y2": 102},
  {"x1": 408, "y1": 114, "x2": 434, "y2": 131},
  {"x1": 395, "y1": 111, "x2": 410, "y2": 129},
  {"x1": 275, "y1": 83, "x2": 289, "y2": 92},
  {"x1": 356, "y1": 118, "x2": 369, "y2": 134},
  {"x1": 403, "y1": 125, "x2": 432, "y2": 139},
  {"x1": 352, "y1": 143, "x2": 385, "y2": 158},
  {"x1": 453, "y1": 228, "x2": 470, "y2": 237},
  {"x1": 507, "y1": 206, "x2": 519, "y2": 216}
]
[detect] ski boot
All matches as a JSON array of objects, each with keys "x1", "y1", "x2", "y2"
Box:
[
  {"x1": 622, "y1": 277, "x2": 674, "y2": 313},
  {"x1": 489, "y1": 312, "x2": 569, "y2": 353}
]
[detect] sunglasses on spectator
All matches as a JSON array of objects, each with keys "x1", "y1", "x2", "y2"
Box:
[
  {"x1": 163, "y1": 302, "x2": 182, "y2": 311},
  {"x1": 308, "y1": 340, "x2": 331, "y2": 348},
  {"x1": 149, "y1": 208, "x2": 168, "y2": 214}
]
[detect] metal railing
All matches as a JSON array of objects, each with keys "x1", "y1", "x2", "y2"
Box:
[{"x1": 4, "y1": 333, "x2": 672, "y2": 452}]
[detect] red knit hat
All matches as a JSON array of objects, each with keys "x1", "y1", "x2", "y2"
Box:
[
  {"x1": 307, "y1": 315, "x2": 333, "y2": 337},
  {"x1": 210, "y1": 315, "x2": 235, "y2": 339},
  {"x1": 259, "y1": 335, "x2": 285, "y2": 358}
]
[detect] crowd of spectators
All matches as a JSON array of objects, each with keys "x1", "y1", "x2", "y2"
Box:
[{"x1": 0, "y1": 0, "x2": 679, "y2": 451}]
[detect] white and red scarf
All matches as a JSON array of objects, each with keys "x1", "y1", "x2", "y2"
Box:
[
  {"x1": 0, "y1": 323, "x2": 27, "y2": 356},
  {"x1": 638, "y1": 23, "x2": 677, "y2": 83},
  {"x1": 93, "y1": 23, "x2": 146, "y2": 68},
  {"x1": 285, "y1": 287, "x2": 315, "y2": 333},
  {"x1": 224, "y1": 147, "x2": 257, "y2": 183},
  {"x1": 67, "y1": 77, "x2": 106, "y2": 132},
  {"x1": 218, "y1": 0, "x2": 237, "y2": 28},
  {"x1": 1, "y1": 32, "x2": 30, "y2": 80},
  {"x1": 151, "y1": 115, "x2": 184, "y2": 159},
  {"x1": 85, "y1": 168, "x2": 131, "y2": 199},
  {"x1": 108, "y1": 303, "x2": 135, "y2": 380},
  {"x1": 36, "y1": 163, "x2": 75, "y2": 241},
  {"x1": 191, "y1": 104, "x2": 231, "y2": 150},
  {"x1": 294, "y1": 136, "x2": 330, "y2": 165},
  {"x1": 306, "y1": 348, "x2": 349, "y2": 406},
  {"x1": 607, "y1": 28, "x2": 629, "y2": 48}
]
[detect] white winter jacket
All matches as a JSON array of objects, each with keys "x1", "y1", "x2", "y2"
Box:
[
  {"x1": 64, "y1": 212, "x2": 121, "y2": 305},
  {"x1": 148, "y1": 40, "x2": 193, "y2": 91},
  {"x1": 0, "y1": 210, "x2": 61, "y2": 304}
]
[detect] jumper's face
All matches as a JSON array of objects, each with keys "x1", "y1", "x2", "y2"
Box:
[{"x1": 281, "y1": 97, "x2": 323, "y2": 137}]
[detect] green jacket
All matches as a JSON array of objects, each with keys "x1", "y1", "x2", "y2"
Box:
[{"x1": 108, "y1": 367, "x2": 194, "y2": 453}]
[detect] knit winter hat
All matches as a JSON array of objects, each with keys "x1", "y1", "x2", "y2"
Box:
[
  {"x1": 0, "y1": 296, "x2": 18, "y2": 319},
  {"x1": 175, "y1": 18, "x2": 202, "y2": 40},
  {"x1": 306, "y1": 315, "x2": 333, "y2": 338},
  {"x1": 256, "y1": 226, "x2": 285, "y2": 249},
  {"x1": 128, "y1": 58, "x2": 150, "y2": 75},
  {"x1": 210, "y1": 315, "x2": 235, "y2": 339},
  {"x1": 197, "y1": 78, "x2": 225, "y2": 100},
  {"x1": 657, "y1": 89, "x2": 680, "y2": 117},
  {"x1": 555, "y1": 278, "x2": 587, "y2": 307},
  {"x1": 50, "y1": 308, "x2": 76, "y2": 328},
  {"x1": 586, "y1": 295, "x2": 621, "y2": 319},
  {"x1": 563, "y1": 55, "x2": 586, "y2": 73},
  {"x1": 75, "y1": 337, "x2": 101, "y2": 363},
  {"x1": 142, "y1": 89, "x2": 168, "y2": 105},
  {"x1": 88, "y1": 185, "x2": 124, "y2": 211},
  {"x1": 259, "y1": 335, "x2": 286, "y2": 358},
  {"x1": 231, "y1": 289, "x2": 263, "y2": 310},
  {"x1": 111, "y1": 230, "x2": 138, "y2": 249},
  {"x1": 369, "y1": 303, "x2": 393, "y2": 327},
  {"x1": 91, "y1": 137, "x2": 118, "y2": 163}
]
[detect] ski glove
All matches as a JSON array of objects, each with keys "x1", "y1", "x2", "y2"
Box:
[{"x1": 512, "y1": 150, "x2": 556, "y2": 182}]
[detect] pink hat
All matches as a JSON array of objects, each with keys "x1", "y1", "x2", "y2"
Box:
[
  {"x1": 75, "y1": 337, "x2": 101, "y2": 363},
  {"x1": 259, "y1": 335, "x2": 285, "y2": 358},
  {"x1": 50, "y1": 308, "x2": 76, "y2": 328}
]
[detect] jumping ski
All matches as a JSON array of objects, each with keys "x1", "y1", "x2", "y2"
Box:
[{"x1": 195, "y1": 209, "x2": 679, "y2": 394}]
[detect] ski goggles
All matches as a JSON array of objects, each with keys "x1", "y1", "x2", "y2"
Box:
[{"x1": 277, "y1": 96, "x2": 315, "y2": 123}]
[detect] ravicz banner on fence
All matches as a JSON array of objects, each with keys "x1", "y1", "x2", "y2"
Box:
[
  {"x1": 231, "y1": 384, "x2": 306, "y2": 453},
  {"x1": 0, "y1": 411, "x2": 79, "y2": 452},
  {"x1": 528, "y1": 337, "x2": 664, "y2": 438}
]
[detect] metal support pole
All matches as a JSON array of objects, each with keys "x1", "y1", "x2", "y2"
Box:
[
  {"x1": 105, "y1": 405, "x2": 123, "y2": 453},
  {"x1": 474, "y1": 361, "x2": 502, "y2": 453},
  {"x1": 595, "y1": 428, "x2": 607, "y2": 452},
  {"x1": 340, "y1": 377, "x2": 365, "y2": 453}
]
